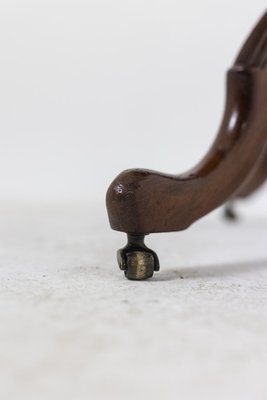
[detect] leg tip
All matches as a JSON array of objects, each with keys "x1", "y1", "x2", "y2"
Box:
[{"x1": 224, "y1": 202, "x2": 238, "y2": 221}]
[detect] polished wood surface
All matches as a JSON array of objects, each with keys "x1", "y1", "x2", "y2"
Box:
[
  {"x1": 106, "y1": 12, "x2": 267, "y2": 279},
  {"x1": 234, "y1": 144, "x2": 267, "y2": 199},
  {"x1": 107, "y1": 12, "x2": 267, "y2": 235}
]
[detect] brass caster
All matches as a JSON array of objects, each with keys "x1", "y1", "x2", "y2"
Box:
[{"x1": 117, "y1": 234, "x2": 160, "y2": 280}]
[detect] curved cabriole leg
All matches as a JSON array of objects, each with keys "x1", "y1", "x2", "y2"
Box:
[
  {"x1": 118, "y1": 234, "x2": 160, "y2": 280},
  {"x1": 224, "y1": 144, "x2": 267, "y2": 221},
  {"x1": 234, "y1": 144, "x2": 267, "y2": 199},
  {"x1": 106, "y1": 12, "x2": 267, "y2": 280}
]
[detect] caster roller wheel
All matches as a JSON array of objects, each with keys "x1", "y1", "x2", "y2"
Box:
[{"x1": 117, "y1": 234, "x2": 160, "y2": 280}]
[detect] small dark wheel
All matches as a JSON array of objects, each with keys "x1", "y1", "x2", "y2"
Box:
[{"x1": 224, "y1": 202, "x2": 238, "y2": 221}]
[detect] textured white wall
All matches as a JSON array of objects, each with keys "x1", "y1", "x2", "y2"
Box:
[{"x1": 0, "y1": 0, "x2": 266, "y2": 211}]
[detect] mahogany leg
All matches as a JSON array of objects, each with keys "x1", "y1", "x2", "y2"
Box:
[
  {"x1": 234, "y1": 144, "x2": 267, "y2": 200},
  {"x1": 106, "y1": 12, "x2": 267, "y2": 280},
  {"x1": 224, "y1": 144, "x2": 267, "y2": 221}
]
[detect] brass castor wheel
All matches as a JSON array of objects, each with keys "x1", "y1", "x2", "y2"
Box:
[{"x1": 117, "y1": 234, "x2": 160, "y2": 280}]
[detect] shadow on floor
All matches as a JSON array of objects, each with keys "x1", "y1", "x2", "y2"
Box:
[{"x1": 152, "y1": 259, "x2": 267, "y2": 282}]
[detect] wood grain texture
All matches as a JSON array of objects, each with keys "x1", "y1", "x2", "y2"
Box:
[{"x1": 233, "y1": 143, "x2": 267, "y2": 199}]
